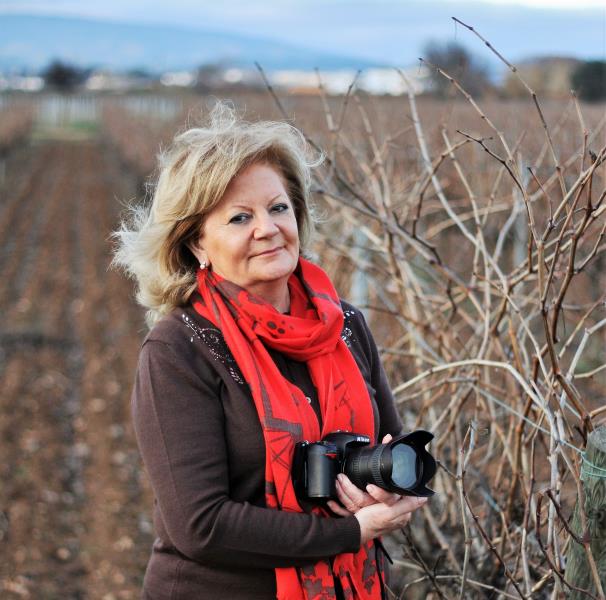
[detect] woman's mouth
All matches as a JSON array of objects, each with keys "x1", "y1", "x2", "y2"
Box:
[{"x1": 255, "y1": 247, "x2": 282, "y2": 257}]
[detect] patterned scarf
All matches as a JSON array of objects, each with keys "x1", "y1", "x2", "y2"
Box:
[{"x1": 191, "y1": 258, "x2": 381, "y2": 600}]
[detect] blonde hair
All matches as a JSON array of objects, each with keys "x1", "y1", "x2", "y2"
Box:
[{"x1": 113, "y1": 102, "x2": 320, "y2": 327}]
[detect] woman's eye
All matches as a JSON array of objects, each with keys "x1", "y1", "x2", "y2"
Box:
[
  {"x1": 229, "y1": 213, "x2": 250, "y2": 224},
  {"x1": 271, "y1": 203, "x2": 289, "y2": 213}
]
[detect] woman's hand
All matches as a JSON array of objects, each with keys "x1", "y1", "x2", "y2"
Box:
[
  {"x1": 325, "y1": 433, "x2": 428, "y2": 543},
  {"x1": 354, "y1": 493, "x2": 427, "y2": 544},
  {"x1": 328, "y1": 475, "x2": 428, "y2": 543},
  {"x1": 326, "y1": 434, "x2": 406, "y2": 517},
  {"x1": 327, "y1": 474, "x2": 401, "y2": 516}
]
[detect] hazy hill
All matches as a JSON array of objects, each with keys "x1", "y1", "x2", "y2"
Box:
[{"x1": 0, "y1": 14, "x2": 383, "y2": 73}]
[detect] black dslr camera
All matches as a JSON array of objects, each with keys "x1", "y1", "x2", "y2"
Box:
[{"x1": 292, "y1": 430, "x2": 436, "y2": 505}]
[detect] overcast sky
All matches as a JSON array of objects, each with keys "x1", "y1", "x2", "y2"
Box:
[
  {"x1": 462, "y1": 0, "x2": 604, "y2": 5},
  {"x1": 2, "y1": 0, "x2": 605, "y2": 13},
  {"x1": 1, "y1": 0, "x2": 605, "y2": 67}
]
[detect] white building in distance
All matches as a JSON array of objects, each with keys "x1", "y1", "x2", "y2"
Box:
[{"x1": 267, "y1": 66, "x2": 432, "y2": 95}]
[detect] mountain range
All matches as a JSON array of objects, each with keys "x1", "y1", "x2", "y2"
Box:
[{"x1": 0, "y1": 14, "x2": 384, "y2": 73}]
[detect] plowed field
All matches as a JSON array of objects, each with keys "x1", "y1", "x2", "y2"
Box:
[{"x1": 0, "y1": 139, "x2": 152, "y2": 599}]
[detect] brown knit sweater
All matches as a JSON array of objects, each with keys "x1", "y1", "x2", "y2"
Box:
[{"x1": 132, "y1": 301, "x2": 402, "y2": 599}]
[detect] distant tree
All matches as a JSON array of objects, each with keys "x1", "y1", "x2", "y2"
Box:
[
  {"x1": 195, "y1": 63, "x2": 225, "y2": 92},
  {"x1": 126, "y1": 68, "x2": 153, "y2": 79},
  {"x1": 42, "y1": 59, "x2": 86, "y2": 91},
  {"x1": 422, "y1": 41, "x2": 491, "y2": 97},
  {"x1": 502, "y1": 57, "x2": 580, "y2": 99},
  {"x1": 571, "y1": 60, "x2": 606, "y2": 102}
]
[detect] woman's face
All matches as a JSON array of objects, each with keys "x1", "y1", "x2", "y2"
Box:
[{"x1": 190, "y1": 162, "x2": 300, "y2": 308}]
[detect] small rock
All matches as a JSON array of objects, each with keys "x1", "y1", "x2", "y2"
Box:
[
  {"x1": 2, "y1": 577, "x2": 30, "y2": 597},
  {"x1": 113, "y1": 536, "x2": 134, "y2": 551},
  {"x1": 112, "y1": 451, "x2": 127, "y2": 466},
  {"x1": 90, "y1": 397, "x2": 106, "y2": 413},
  {"x1": 56, "y1": 547, "x2": 70, "y2": 561},
  {"x1": 71, "y1": 299, "x2": 84, "y2": 314},
  {"x1": 106, "y1": 380, "x2": 121, "y2": 396},
  {"x1": 15, "y1": 298, "x2": 31, "y2": 313},
  {"x1": 41, "y1": 489, "x2": 60, "y2": 504},
  {"x1": 109, "y1": 424, "x2": 125, "y2": 439},
  {"x1": 72, "y1": 442, "x2": 90, "y2": 458},
  {"x1": 112, "y1": 571, "x2": 126, "y2": 584}
]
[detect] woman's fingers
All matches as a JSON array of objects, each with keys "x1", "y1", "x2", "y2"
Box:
[
  {"x1": 354, "y1": 495, "x2": 428, "y2": 543},
  {"x1": 335, "y1": 478, "x2": 358, "y2": 511},
  {"x1": 335, "y1": 474, "x2": 375, "y2": 511},
  {"x1": 365, "y1": 484, "x2": 401, "y2": 506},
  {"x1": 382, "y1": 495, "x2": 426, "y2": 530},
  {"x1": 333, "y1": 433, "x2": 416, "y2": 513},
  {"x1": 391, "y1": 495, "x2": 427, "y2": 518},
  {"x1": 327, "y1": 499, "x2": 353, "y2": 517}
]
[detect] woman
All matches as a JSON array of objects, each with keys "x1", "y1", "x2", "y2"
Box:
[{"x1": 115, "y1": 103, "x2": 427, "y2": 600}]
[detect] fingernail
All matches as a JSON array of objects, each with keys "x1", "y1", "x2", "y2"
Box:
[
  {"x1": 366, "y1": 484, "x2": 375, "y2": 493},
  {"x1": 337, "y1": 474, "x2": 344, "y2": 483},
  {"x1": 417, "y1": 497, "x2": 428, "y2": 505}
]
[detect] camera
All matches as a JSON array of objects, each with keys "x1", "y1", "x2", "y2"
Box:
[{"x1": 292, "y1": 430, "x2": 436, "y2": 505}]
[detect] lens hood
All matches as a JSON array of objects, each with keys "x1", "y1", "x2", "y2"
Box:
[
  {"x1": 387, "y1": 430, "x2": 436, "y2": 497},
  {"x1": 344, "y1": 429, "x2": 436, "y2": 497}
]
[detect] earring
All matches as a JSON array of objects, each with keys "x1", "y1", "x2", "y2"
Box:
[{"x1": 199, "y1": 260, "x2": 207, "y2": 270}]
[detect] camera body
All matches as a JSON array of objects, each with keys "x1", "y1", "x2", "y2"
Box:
[
  {"x1": 292, "y1": 432, "x2": 371, "y2": 503},
  {"x1": 292, "y1": 430, "x2": 436, "y2": 505}
]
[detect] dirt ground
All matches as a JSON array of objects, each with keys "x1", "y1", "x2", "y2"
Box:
[{"x1": 0, "y1": 138, "x2": 153, "y2": 599}]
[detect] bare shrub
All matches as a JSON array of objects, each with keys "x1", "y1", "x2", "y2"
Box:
[{"x1": 266, "y1": 38, "x2": 605, "y2": 599}]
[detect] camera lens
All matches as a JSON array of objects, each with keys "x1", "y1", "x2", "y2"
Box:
[
  {"x1": 344, "y1": 431, "x2": 435, "y2": 496},
  {"x1": 390, "y1": 443, "x2": 421, "y2": 489}
]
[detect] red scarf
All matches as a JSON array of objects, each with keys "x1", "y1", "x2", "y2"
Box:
[{"x1": 192, "y1": 258, "x2": 381, "y2": 600}]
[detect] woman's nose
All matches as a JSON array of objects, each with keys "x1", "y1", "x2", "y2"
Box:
[{"x1": 253, "y1": 213, "x2": 280, "y2": 238}]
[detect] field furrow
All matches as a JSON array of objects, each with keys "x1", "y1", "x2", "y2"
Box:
[{"x1": 0, "y1": 139, "x2": 151, "y2": 599}]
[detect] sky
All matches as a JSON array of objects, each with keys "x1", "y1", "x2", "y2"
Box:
[
  {"x1": 463, "y1": 0, "x2": 604, "y2": 5},
  {"x1": 1, "y1": 0, "x2": 605, "y2": 68}
]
